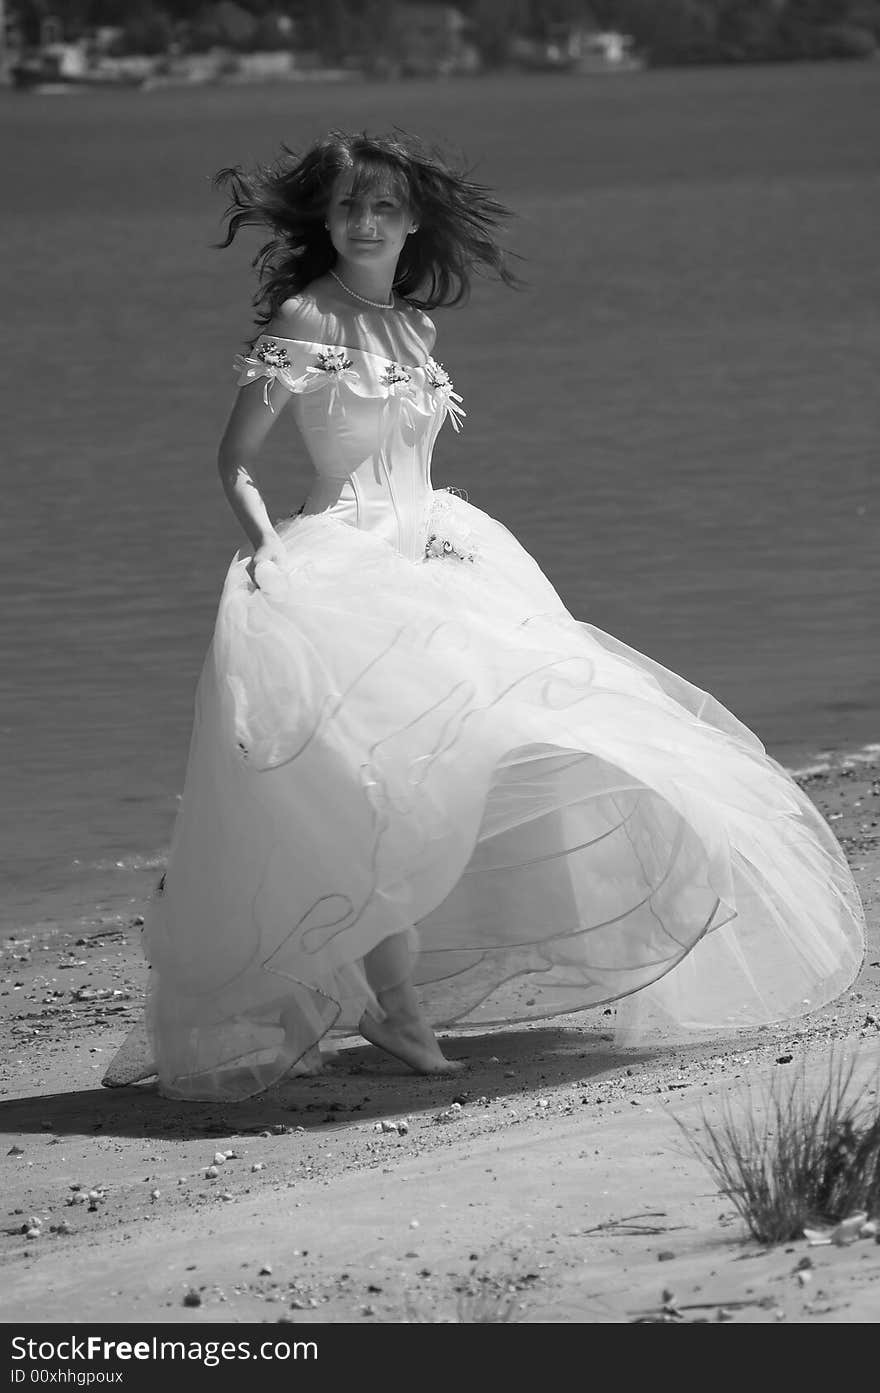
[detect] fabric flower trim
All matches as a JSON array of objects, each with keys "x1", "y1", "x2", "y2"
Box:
[
  {"x1": 303, "y1": 348, "x2": 360, "y2": 395},
  {"x1": 378, "y1": 363, "x2": 420, "y2": 422},
  {"x1": 316, "y1": 347, "x2": 354, "y2": 374},
  {"x1": 424, "y1": 357, "x2": 451, "y2": 390},
  {"x1": 235, "y1": 340, "x2": 363, "y2": 409},
  {"x1": 424, "y1": 534, "x2": 475, "y2": 563},
  {"x1": 424, "y1": 357, "x2": 466, "y2": 432},
  {"x1": 381, "y1": 362, "x2": 413, "y2": 389},
  {"x1": 234, "y1": 343, "x2": 466, "y2": 426},
  {"x1": 255, "y1": 339, "x2": 291, "y2": 371},
  {"x1": 233, "y1": 338, "x2": 296, "y2": 411},
  {"x1": 424, "y1": 489, "x2": 477, "y2": 564}
]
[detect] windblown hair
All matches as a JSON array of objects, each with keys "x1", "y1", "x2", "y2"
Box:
[{"x1": 214, "y1": 130, "x2": 520, "y2": 328}]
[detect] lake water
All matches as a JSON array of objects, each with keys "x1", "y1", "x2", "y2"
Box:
[{"x1": 1, "y1": 63, "x2": 878, "y2": 935}]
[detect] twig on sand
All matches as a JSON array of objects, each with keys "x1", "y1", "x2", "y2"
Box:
[
  {"x1": 630, "y1": 1294, "x2": 776, "y2": 1323},
  {"x1": 579, "y1": 1210, "x2": 685, "y2": 1237}
]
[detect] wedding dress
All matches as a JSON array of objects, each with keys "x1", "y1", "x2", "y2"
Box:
[{"x1": 103, "y1": 309, "x2": 865, "y2": 1100}]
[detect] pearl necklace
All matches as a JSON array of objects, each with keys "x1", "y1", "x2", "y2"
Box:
[{"x1": 329, "y1": 268, "x2": 394, "y2": 310}]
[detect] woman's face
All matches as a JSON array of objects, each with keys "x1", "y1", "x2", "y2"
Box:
[{"x1": 326, "y1": 169, "x2": 415, "y2": 272}]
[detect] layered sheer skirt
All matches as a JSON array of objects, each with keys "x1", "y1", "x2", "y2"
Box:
[{"x1": 107, "y1": 493, "x2": 864, "y2": 1099}]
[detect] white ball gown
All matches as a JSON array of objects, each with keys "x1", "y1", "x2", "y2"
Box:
[{"x1": 104, "y1": 305, "x2": 864, "y2": 1100}]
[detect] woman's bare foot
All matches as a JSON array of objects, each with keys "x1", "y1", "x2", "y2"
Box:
[
  {"x1": 359, "y1": 936, "x2": 464, "y2": 1074},
  {"x1": 359, "y1": 1009, "x2": 464, "y2": 1075}
]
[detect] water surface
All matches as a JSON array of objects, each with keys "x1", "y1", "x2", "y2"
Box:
[{"x1": 1, "y1": 64, "x2": 877, "y2": 931}]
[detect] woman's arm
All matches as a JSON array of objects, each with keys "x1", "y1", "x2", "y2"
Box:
[
  {"x1": 218, "y1": 319, "x2": 307, "y2": 583},
  {"x1": 219, "y1": 303, "x2": 314, "y2": 584},
  {"x1": 217, "y1": 377, "x2": 290, "y2": 552}
]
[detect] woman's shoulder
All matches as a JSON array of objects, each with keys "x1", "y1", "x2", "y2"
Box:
[
  {"x1": 264, "y1": 292, "x2": 327, "y2": 344},
  {"x1": 263, "y1": 294, "x2": 438, "y2": 367},
  {"x1": 400, "y1": 301, "x2": 437, "y2": 354}
]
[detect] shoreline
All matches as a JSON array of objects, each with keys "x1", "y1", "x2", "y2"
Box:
[
  {"x1": 6, "y1": 737, "x2": 877, "y2": 944},
  {"x1": 0, "y1": 748, "x2": 878, "y2": 1323},
  {"x1": 5, "y1": 736, "x2": 874, "y2": 951}
]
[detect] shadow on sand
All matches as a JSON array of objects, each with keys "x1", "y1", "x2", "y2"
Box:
[{"x1": 0, "y1": 1026, "x2": 661, "y2": 1142}]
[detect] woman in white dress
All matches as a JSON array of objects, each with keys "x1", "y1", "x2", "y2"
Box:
[{"x1": 104, "y1": 131, "x2": 864, "y2": 1101}]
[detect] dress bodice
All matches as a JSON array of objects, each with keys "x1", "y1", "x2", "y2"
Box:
[{"x1": 235, "y1": 334, "x2": 465, "y2": 563}]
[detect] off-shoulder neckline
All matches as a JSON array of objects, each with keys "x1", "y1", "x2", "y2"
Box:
[{"x1": 253, "y1": 334, "x2": 432, "y2": 373}]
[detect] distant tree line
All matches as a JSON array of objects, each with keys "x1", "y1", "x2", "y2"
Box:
[
  {"x1": 588, "y1": 0, "x2": 880, "y2": 62},
  {"x1": 10, "y1": 0, "x2": 880, "y2": 63}
]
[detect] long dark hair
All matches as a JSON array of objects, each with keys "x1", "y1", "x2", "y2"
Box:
[{"x1": 214, "y1": 130, "x2": 520, "y2": 328}]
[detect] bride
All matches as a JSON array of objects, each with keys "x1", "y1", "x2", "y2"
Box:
[{"x1": 104, "y1": 130, "x2": 864, "y2": 1101}]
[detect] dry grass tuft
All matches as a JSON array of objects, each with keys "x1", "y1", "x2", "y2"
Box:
[
  {"x1": 454, "y1": 1287, "x2": 520, "y2": 1323},
  {"x1": 681, "y1": 1053, "x2": 880, "y2": 1245},
  {"x1": 404, "y1": 1277, "x2": 522, "y2": 1323}
]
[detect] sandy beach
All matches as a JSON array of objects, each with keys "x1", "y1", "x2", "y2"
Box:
[{"x1": 1, "y1": 749, "x2": 878, "y2": 1326}]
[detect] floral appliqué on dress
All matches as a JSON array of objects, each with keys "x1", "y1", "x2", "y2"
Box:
[
  {"x1": 424, "y1": 357, "x2": 466, "y2": 432},
  {"x1": 424, "y1": 489, "x2": 477, "y2": 564},
  {"x1": 235, "y1": 340, "x2": 362, "y2": 409},
  {"x1": 316, "y1": 347, "x2": 354, "y2": 375},
  {"x1": 380, "y1": 362, "x2": 413, "y2": 390},
  {"x1": 255, "y1": 340, "x2": 291, "y2": 371},
  {"x1": 424, "y1": 534, "x2": 475, "y2": 563},
  {"x1": 233, "y1": 338, "x2": 294, "y2": 412}
]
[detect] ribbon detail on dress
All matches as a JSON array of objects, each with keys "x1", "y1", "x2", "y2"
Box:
[
  {"x1": 234, "y1": 342, "x2": 361, "y2": 412},
  {"x1": 234, "y1": 343, "x2": 466, "y2": 435},
  {"x1": 424, "y1": 358, "x2": 466, "y2": 433}
]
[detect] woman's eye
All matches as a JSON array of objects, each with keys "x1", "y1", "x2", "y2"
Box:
[{"x1": 335, "y1": 196, "x2": 398, "y2": 213}]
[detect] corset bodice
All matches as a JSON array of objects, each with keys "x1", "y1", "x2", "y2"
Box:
[{"x1": 235, "y1": 335, "x2": 465, "y2": 563}]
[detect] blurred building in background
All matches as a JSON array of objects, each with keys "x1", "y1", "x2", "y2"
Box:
[{"x1": 3, "y1": 1, "x2": 879, "y2": 88}]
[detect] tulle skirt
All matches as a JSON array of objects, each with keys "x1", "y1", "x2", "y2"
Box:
[{"x1": 115, "y1": 492, "x2": 864, "y2": 1099}]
